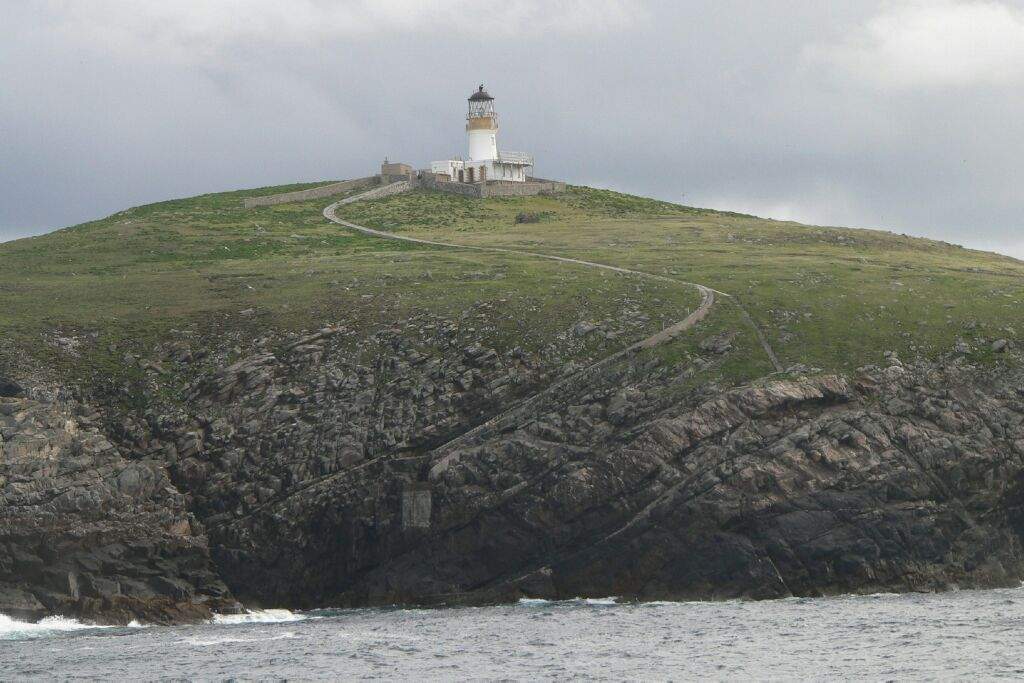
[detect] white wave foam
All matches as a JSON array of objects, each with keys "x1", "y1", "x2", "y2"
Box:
[
  {"x1": 187, "y1": 631, "x2": 298, "y2": 647},
  {"x1": 517, "y1": 597, "x2": 621, "y2": 607},
  {"x1": 517, "y1": 598, "x2": 553, "y2": 606},
  {"x1": 579, "y1": 597, "x2": 620, "y2": 605},
  {"x1": 0, "y1": 613, "x2": 116, "y2": 640},
  {"x1": 212, "y1": 609, "x2": 306, "y2": 624}
]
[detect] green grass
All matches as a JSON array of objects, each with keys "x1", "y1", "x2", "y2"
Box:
[
  {"x1": 0, "y1": 183, "x2": 702, "y2": 391},
  {"x1": 2, "y1": 180, "x2": 1021, "y2": 398},
  {"x1": 333, "y1": 185, "x2": 1024, "y2": 376}
]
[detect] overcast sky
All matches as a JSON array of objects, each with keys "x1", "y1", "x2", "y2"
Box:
[{"x1": 2, "y1": 0, "x2": 1022, "y2": 256}]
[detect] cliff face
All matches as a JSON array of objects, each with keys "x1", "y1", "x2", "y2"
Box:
[
  {"x1": 4, "y1": 325, "x2": 1024, "y2": 623},
  {"x1": 0, "y1": 387, "x2": 237, "y2": 623},
  {"x1": 6, "y1": 180, "x2": 1024, "y2": 625},
  {"x1": 206, "y1": 343, "x2": 1024, "y2": 607}
]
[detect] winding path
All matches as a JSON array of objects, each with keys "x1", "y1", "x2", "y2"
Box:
[
  {"x1": 214, "y1": 192, "x2": 780, "y2": 528},
  {"x1": 323, "y1": 189, "x2": 782, "y2": 375}
]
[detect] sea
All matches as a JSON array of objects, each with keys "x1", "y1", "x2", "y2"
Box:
[{"x1": 2, "y1": 587, "x2": 1024, "y2": 680}]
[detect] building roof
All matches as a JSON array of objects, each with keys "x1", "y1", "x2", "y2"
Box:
[{"x1": 468, "y1": 85, "x2": 493, "y2": 101}]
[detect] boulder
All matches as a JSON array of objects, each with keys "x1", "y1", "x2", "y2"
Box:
[
  {"x1": 572, "y1": 321, "x2": 598, "y2": 337},
  {"x1": 699, "y1": 332, "x2": 736, "y2": 354}
]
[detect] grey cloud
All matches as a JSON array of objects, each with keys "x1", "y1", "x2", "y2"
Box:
[{"x1": 1, "y1": 0, "x2": 1021, "y2": 258}]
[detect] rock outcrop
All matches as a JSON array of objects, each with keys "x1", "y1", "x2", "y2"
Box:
[
  {"x1": 5, "y1": 325, "x2": 1024, "y2": 622},
  {"x1": 203, "y1": 355, "x2": 1024, "y2": 607},
  {"x1": 0, "y1": 391, "x2": 238, "y2": 623}
]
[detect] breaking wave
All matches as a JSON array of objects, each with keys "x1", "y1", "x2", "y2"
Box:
[
  {"x1": 517, "y1": 597, "x2": 620, "y2": 607},
  {"x1": 186, "y1": 631, "x2": 299, "y2": 647},
  {"x1": 0, "y1": 613, "x2": 117, "y2": 640},
  {"x1": 212, "y1": 609, "x2": 307, "y2": 625}
]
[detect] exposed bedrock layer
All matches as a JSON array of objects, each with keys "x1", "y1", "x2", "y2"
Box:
[
  {"x1": 5, "y1": 331, "x2": 1024, "y2": 622},
  {"x1": 210, "y1": 354, "x2": 1024, "y2": 608},
  {"x1": 0, "y1": 389, "x2": 238, "y2": 624}
]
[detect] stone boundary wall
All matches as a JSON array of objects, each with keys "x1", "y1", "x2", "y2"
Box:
[
  {"x1": 527, "y1": 177, "x2": 567, "y2": 187},
  {"x1": 417, "y1": 174, "x2": 565, "y2": 198},
  {"x1": 482, "y1": 179, "x2": 566, "y2": 197},
  {"x1": 242, "y1": 176, "x2": 378, "y2": 208},
  {"x1": 244, "y1": 172, "x2": 565, "y2": 208},
  {"x1": 381, "y1": 172, "x2": 416, "y2": 184},
  {"x1": 338, "y1": 180, "x2": 413, "y2": 205},
  {"x1": 418, "y1": 175, "x2": 483, "y2": 197}
]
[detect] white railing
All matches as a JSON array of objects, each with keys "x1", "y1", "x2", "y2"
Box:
[{"x1": 496, "y1": 151, "x2": 534, "y2": 165}]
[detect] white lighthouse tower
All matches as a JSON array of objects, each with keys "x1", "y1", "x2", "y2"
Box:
[
  {"x1": 466, "y1": 85, "x2": 498, "y2": 163},
  {"x1": 431, "y1": 85, "x2": 533, "y2": 184}
]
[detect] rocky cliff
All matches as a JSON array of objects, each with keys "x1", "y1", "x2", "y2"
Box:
[
  {"x1": 0, "y1": 384, "x2": 237, "y2": 623},
  {"x1": 5, "y1": 319, "x2": 1024, "y2": 623}
]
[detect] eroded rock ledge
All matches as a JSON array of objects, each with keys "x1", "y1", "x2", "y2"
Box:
[
  {"x1": 0, "y1": 390, "x2": 238, "y2": 624},
  {"x1": 4, "y1": 332, "x2": 1024, "y2": 623}
]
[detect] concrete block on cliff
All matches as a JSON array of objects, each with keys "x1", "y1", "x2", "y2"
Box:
[{"x1": 401, "y1": 483, "x2": 432, "y2": 529}]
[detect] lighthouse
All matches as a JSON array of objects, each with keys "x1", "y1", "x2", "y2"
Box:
[
  {"x1": 431, "y1": 85, "x2": 533, "y2": 184},
  {"x1": 466, "y1": 85, "x2": 498, "y2": 162}
]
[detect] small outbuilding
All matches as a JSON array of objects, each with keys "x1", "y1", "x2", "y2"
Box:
[{"x1": 380, "y1": 158, "x2": 414, "y2": 183}]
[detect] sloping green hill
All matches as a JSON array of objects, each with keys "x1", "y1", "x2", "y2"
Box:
[
  {"x1": 2, "y1": 182, "x2": 1021, "y2": 394},
  {"x1": 333, "y1": 186, "x2": 1024, "y2": 372},
  {"x1": 4, "y1": 180, "x2": 1024, "y2": 622}
]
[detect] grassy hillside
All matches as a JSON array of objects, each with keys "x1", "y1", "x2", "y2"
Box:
[
  {"x1": 0, "y1": 184, "x2": 702, "y2": 386},
  {"x1": 2, "y1": 182, "x2": 1021, "y2": 395},
  {"x1": 336, "y1": 187, "x2": 1024, "y2": 374}
]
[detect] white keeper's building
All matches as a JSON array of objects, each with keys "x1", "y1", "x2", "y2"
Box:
[{"x1": 431, "y1": 85, "x2": 534, "y2": 184}]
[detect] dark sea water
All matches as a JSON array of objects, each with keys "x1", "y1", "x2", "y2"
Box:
[{"x1": 3, "y1": 587, "x2": 1024, "y2": 680}]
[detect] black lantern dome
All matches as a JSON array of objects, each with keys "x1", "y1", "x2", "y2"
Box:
[
  {"x1": 467, "y1": 84, "x2": 496, "y2": 120},
  {"x1": 468, "y1": 84, "x2": 493, "y2": 102}
]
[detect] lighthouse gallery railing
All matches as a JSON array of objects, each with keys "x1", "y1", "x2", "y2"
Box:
[{"x1": 496, "y1": 151, "x2": 534, "y2": 165}]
